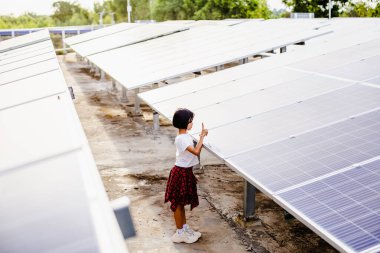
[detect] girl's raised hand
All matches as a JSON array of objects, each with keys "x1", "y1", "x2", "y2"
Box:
[{"x1": 200, "y1": 122, "x2": 208, "y2": 137}]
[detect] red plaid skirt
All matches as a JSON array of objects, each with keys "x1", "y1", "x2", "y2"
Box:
[{"x1": 164, "y1": 165, "x2": 199, "y2": 212}]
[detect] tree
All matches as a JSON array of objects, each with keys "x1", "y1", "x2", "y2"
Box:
[
  {"x1": 342, "y1": 0, "x2": 380, "y2": 17},
  {"x1": 153, "y1": 0, "x2": 270, "y2": 21},
  {"x1": 52, "y1": 1, "x2": 91, "y2": 25},
  {"x1": 282, "y1": 0, "x2": 348, "y2": 17}
]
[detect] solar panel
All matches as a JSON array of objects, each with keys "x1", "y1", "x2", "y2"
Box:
[
  {"x1": 0, "y1": 59, "x2": 59, "y2": 86},
  {"x1": 0, "y1": 40, "x2": 52, "y2": 61},
  {"x1": 287, "y1": 38, "x2": 380, "y2": 76},
  {"x1": 184, "y1": 76, "x2": 354, "y2": 135},
  {"x1": 0, "y1": 152, "x2": 100, "y2": 253},
  {"x1": 277, "y1": 158, "x2": 380, "y2": 253},
  {"x1": 226, "y1": 109, "x2": 380, "y2": 194},
  {"x1": 0, "y1": 93, "x2": 83, "y2": 172},
  {"x1": 138, "y1": 19, "x2": 380, "y2": 253},
  {"x1": 0, "y1": 70, "x2": 66, "y2": 110},
  {"x1": 89, "y1": 21, "x2": 330, "y2": 90},
  {"x1": 367, "y1": 76, "x2": 380, "y2": 85},
  {"x1": 63, "y1": 22, "x2": 142, "y2": 45},
  {"x1": 0, "y1": 31, "x2": 129, "y2": 253},
  {"x1": 69, "y1": 24, "x2": 188, "y2": 57},
  {"x1": 200, "y1": 84, "x2": 380, "y2": 158},
  {"x1": 0, "y1": 51, "x2": 55, "y2": 74},
  {"x1": 0, "y1": 29, "x2": 50, "y2": 53}
]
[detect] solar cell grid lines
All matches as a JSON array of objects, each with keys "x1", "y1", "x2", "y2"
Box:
[
  {"x1": 0, "y1": 29, "x2": 50, "y2": 53},
  {"x1": 136, "y1": 19, "x2": 380, "y2": 253},
  {"x1": 63, "y1": 22, "x2": 143, "y2": 46},
  {"x1": 288, "y1": 38, "x2": 380, "y2": 82},
  {"x1": 278, "y1": 159, "x2": 380, "y2": 253},
  {"x1": 200, "y1": 84, "x2": 380, "y2": 158},
  {"x1": 0, "y1": 44, "x2": 54, "y2": 66},
  {"x1": 0, "y1": 30, "x2": 129, "y2": 253},
  {"x1": 0, "y1": 58, "x2": 59, "y2": 86},
  {"x1": 70, "y1": 23, "x2": 188, "y2": 57},
  {"x1": 0, "y1": 52, "x2": 56, "y2": 74},
  {"x1": 227, "y1": 109, "x2": 380, "y2": 194},
  {"x1": 0, "y1": 70, "x2": 66, "y2": 110},
  {"x1": 0, "y1": 40, "x2": 52, "y2": 61},
  {"x1": 154, "y1": 74, "x2": 354, "y2": 133},
  {"x1": 88, "y1": 21, "x2": 330, "y2": 90}
]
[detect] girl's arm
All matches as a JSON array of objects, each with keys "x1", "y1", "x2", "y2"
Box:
[{"x1": 186, "y1": 123, "x2": 208, "y2": 156}]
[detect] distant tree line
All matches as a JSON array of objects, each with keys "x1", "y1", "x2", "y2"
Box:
[
  {"x1": 283, "y1": 0, "x2": 380, "y2": 17},
  {"x1": 0, "y1": 0, "x2": 379, "y2": 29}
]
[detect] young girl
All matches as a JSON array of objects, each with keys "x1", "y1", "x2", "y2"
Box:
[{"x1": 164, "y1": 108, "x2": 208, "y2": 244}]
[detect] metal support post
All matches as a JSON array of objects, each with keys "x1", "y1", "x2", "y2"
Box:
[
  {"x1": 216, "y1": 65, "x2": 224, "y2": 71},
  {"x1": 134, "y1": 88, "x2": 142, "y2": 115},
  {"x1": 100, "y1": 70, "x2": 105, "y2": 81},
  {"x1": 95, "y1": 66, "x2": 100, "y2": 77},
  {"x1": 239, "y1": 57, "x2": 249, "y2": 64},
  {"x1": 280, "y1": 46, "x2": 287, "y2": 53},
  {"x1": 61, "y1": 30, "x2": 66, "y2": 54},
  {"x1": 328, "y1": 0, "x2": 332, "y2": 19},
  {"x1": 111, "y1": 79, "x2": 118, "y2": 92},
  {"x1": 244, "y1": 180, "x2": 256, "y2": 220},
  {"x1": 11, "y1": 30, "x2": 15, "y2": 38},
  {"x1": 127, "y1": 0, "x2": 132, "y2": 23},
  {"x1": 153, "y1": 111, "x2": 160, "y2": 130},
  {"x1": 90, "y1": 63, "x2": 95, "y2": 73},
  {"x1": 121, "y1": 87, "x2": 129, "y2": 103}
]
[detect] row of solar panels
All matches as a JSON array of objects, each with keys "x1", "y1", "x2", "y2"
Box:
[
  {"x1": 65, "y1": 19, "x2": 380, "y2": 252},
  {"x1": 64, "y1": 19, "x2": 331, "y2": 90},
  {"x1": 66, "y1": 19, "x2": 380, "y2": 252},
  {"x1": 137, "y1": 19, "x2": 380, "y2": 253},
  {"x1": 0, "y1": 30, "x2": 129, "y2": 253}
]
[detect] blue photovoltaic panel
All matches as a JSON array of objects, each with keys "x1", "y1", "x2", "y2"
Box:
[
  {"x1": 278, "y1": 159, "x2": 380, "y2": 252},
  {"x1": 203, "y1": 84, "x2": 380, "y2": 158},
  {"x1": 227, "y1": 109, "x2": 380, "y2": 193}
]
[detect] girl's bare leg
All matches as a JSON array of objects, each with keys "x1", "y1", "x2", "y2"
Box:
[{"x1": 174, "y1": 205, "x2": 186, "y2": 229}]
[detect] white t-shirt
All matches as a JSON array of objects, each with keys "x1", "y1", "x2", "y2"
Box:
[{"x1": 175, "y1": 134, "x2": 199, "y2": 168}]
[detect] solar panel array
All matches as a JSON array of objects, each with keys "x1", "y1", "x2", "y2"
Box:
[
  {"x1": 86, "y1": 20, "x2": 330, "y2": 90},
  {"x1": 63, "y1": 22, "x2": 143, "y2": 46},
  {"x1": 0, "y1": 29, "x2": 50, "y2": 53},
  {"x1": 0, "y1": 30, "x2": 128, "y2": 253},
  {"x1": 139, "y1": 19, "x2": 380, "y2": 253},
  {"x1": 66, "y1": 23, "x2": 188, "y2": 57}
]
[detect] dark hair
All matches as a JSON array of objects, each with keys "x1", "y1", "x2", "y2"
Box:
[{"x1": 172, "y1": 108, "x2": 194, "y2": 129}]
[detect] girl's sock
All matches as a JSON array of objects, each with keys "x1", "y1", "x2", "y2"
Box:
[
  {"x1": 177, "y1": 228, "x2": 184, "y2": 234},
  {"x1": 183, "y1": 224, "x2": 189, "y2": 230}
]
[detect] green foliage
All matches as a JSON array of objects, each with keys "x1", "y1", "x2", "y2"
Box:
[
  {"x1": 342, "y1": 0, "x2": 380, "y2": 17},
  {"x1": 282, "y1": 0, "x2": 348, "y2": 17},
  {"x1": 52, "y1": 1, "x2": 92, "y2": 25},
  {"x1": 1, "y1": 0, "x2": 379, "y2": 30},
  {"x1": 0, "y1": 13, "x2": 54, "y2": 28},
  {"x1": 153, "y1": 0, "x2": 271, "y2": 21}
]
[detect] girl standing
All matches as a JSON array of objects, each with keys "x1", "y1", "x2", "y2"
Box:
[{"x1": 164, "y1": 108, "x2": 208, "y2": 244}]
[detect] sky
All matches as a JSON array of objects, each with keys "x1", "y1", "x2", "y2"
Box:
[
  {"x1": 0, "y1": 0, "x2": 286, "y2": 16},
  {"x1": 0, "y1": 0, "x2": 104, "y2": 16}
]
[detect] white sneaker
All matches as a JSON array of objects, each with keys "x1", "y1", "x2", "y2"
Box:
[
  {"x1": 171, "y1": 229, "x2": 198, "y2": 244},
  {"x1": 184, "y1": 226, "x2": 201, "y2": 239}
]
